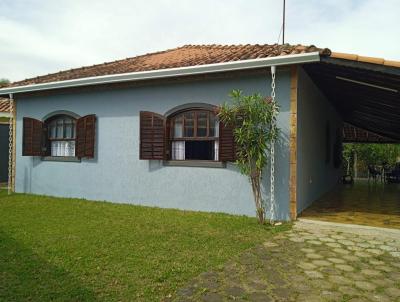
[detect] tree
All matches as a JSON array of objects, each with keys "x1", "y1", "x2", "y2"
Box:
[
  {"x1": 0, "y1": 78, "x2": 10, "y2": 88},
  {"x1": 218, "y1": 90, "x2": 279, "y2": 224},
  {"x1": 343, "y1": 143, "x2": 400, "y2": 176}
]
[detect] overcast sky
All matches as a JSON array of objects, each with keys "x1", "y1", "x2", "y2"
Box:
[{"x1": 1, "y1": 0, "x2": 399, "y2": 82}]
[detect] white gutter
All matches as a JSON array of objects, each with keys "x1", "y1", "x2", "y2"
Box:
[{"x1": 0, "y1": 52, "x2": 320, "y2": 95}]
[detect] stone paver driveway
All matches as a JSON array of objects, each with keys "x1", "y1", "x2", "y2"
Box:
[{"x1": 173, "y1": 220, "x2": 400, "y2": 302}]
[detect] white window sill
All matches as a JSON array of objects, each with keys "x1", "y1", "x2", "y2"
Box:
[
  {"x1": 41, "y1": 156, "x2": 81, "y2": 162},
  {"x1": 163, "y1": 160, "x2": 226, "y2": 168}
]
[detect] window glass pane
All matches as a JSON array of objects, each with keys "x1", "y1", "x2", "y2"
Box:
[
  {"x1": 64, "y1": 122, "x2": 73, "y2": 139},
  {"x1": 51, "y1": 140, "x2": 75, "y2": 157},
  {"x1": 173, "y1": 116, "x2": 183, "y2": 138},
  {"x1": 56, "y1": 120, "x2": 64, "y2": 138},
  {"x1": 184, "y1": 112, "x2": 194, "y2": 137},
  {"x1": 197, "y1": 112, "x2": 207, "y2": 137},
  {"x1": 209, "y1": 114, "x2": 218, "y2": 137},
  {"x1": 171, "y1": 141, "x2": 185, "y2": 160},
  {"x1": 49, "y1": 124, "x2": 56, "y2": 139}
]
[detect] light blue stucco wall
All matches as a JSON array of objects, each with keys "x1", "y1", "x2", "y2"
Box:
[
  {"x1": 296, "y1": 67, "x2": 343, "y2": 213},
  {"x1": 15, "y1": 70, "x2": 293, "y2": 220}
]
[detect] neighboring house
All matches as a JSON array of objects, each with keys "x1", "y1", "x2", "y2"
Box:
[
  {"x1": 0, "y1": 44, "x2": 398, "y2": 220},
  {"x1": 0, "y1": 98, "x2": 10, "y2": 183}
]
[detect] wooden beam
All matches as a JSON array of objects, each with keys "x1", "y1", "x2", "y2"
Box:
[{"x1": 289, "y1": 66, "x2": 298, "y2": 220}]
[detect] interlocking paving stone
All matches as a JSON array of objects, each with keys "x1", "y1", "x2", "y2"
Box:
[
  {"x1": 332, "y1": 247, "x2": 350, "y2": 255},
  {"x1": 172, "y1": 221, "x2": 400, "y2": 301},
  {"x1": 337, "y1": 239, "x2": 355, "y2": 246},
  {"x1": 200, "y1": 293, "x2": 223, "y2": 302},
  {"x1": 327, "y1": 257, "x2": 346, "y2": 264},
  {"x1": 354, "y1": 281, "x2": 377, "y2": 291},
  {"x1": 342, "y1": 255, "x2": 359, "y2": 261},
  {"x1": 300, "y1": 248, "x2": 315, "y2": 253},
  {"x1": 385, "y1": 287, "x2": 400, "y2": 297},
  {"x1": 354, "y1": 251, "x2": 372, "y2": 257},
  {"x1": 328, "y1": 275, "x2": 351, "y2": 285},
  {"x1": 325, "y1": 242, "x2": 342, "y2": 248},
  {"x1": 379, "y1": 244, "x2": 397, "y2": 251},
  {"x1": 246, "y1": 292, "x2": 273, "y2": 301},
  {"x1": 319, "y1": 237, "x2": 336, "y2": 242},
  {"x1": 365, "y1": 248, "x2": 384, "y2": 255},
  {"x1": 305, "y1": 253, "x2": 323, "y2": 259},
  {"x1": 305, "y1": 270, "x2": 324, "y2": 278},
  {"x1": 312, "y1": 260, "x2": 331, "y2": 266},
  {"x1": 297, "y1": 262, "x2": 317, "y2": 270},
  {"x1": 307, "y1": 240, "x2": 323, "y2": 245},
  {"x1": 335, "y1": 264, "x2": 355, "y2": 272},
  {"x1": 360, "y1": 269, "x2": 381, "y2": 276},
  {"x1": 389, "y1": 251, "x2": 400, "y2": 257}
]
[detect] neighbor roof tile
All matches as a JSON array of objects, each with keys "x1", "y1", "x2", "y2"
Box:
[{"x1": 0, "y1": 98, "x2": 10, "y2": 113}]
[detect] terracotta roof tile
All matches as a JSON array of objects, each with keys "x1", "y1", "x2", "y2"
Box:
[
  {"x1": 331, "y1": 52, "x2": 400, "y2": 68},
  {"x1": 0, "y1": 98, "x2": 10, "y2": 113},
  {"x1": 9, "y1": 44, "x2": 331, "y2": 87}
]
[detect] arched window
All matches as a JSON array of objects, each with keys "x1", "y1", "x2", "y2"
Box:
[
  {"x1": 22, "y1": 113, "x2": 96, "y2": 159},
  {"x1": 45, "y1": 115, "x2": 77, "y2": 157},
  {"x1": 168, "y1": 109, "x2": 219, "y2": 160},
  {"x1": 139, "y1": 106, "x2": 235, "y2": 162}
]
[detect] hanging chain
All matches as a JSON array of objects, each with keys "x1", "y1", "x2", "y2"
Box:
[
  {"x1": 8, "y1": 96, "x2": 14, "y2": 195},
  {"x1": 269, "y1": 66, "x2": 276, "y2": 224}
]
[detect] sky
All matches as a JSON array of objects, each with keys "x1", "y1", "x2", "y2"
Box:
[{"x1": 0, "y1": 0, "x2": 399, "y2": 82}]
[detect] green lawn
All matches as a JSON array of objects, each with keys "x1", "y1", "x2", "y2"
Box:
[{"x1": 0, "y1": 190, "x2": 289, "y2": 301}]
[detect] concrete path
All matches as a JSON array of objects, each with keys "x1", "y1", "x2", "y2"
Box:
[{"x1": 173, "y1": 220, "x2": 400, "y2": 302}]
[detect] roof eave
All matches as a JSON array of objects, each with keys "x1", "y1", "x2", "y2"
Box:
[{"x1": 0, "y1": 52, "x2": 321, "y2": 96}]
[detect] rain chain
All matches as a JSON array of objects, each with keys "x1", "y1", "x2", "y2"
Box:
[
  {"x1": 269, "y1": 66, "x2": 277, "y2": 224},
  {"x1": 8, "y1": 96, "x2": 13, "y2": 195}
]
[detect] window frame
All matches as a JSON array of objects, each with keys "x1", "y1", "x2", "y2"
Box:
[
  {"x1": 44, "y1": 114, "x2": 78, "y2": 158},
  {"x1": 167, "y1": 108, "x2": 219, "y2": 161}
]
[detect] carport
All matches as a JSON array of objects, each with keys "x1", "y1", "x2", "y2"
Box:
[{"x1": 299, "y1": 53, "x2": 400, "y2": 229}]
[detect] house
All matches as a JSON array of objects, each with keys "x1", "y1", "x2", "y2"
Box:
[
  {"x1": 0, "y1": 98, "x2": 11, "y2": 183},
  {"x1": 0, "y1": 44, "x2": 399, "y2": 220}
]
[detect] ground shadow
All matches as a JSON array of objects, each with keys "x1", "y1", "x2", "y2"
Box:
[{"x1": 0, "y1": 230, "x2": 97, "y2": 301}]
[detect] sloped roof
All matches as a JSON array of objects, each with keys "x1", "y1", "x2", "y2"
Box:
[{"x1": 8, "y1": 44, "x2": 330, "y2": 87}]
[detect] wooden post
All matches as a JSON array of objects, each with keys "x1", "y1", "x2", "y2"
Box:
[{"x1": 289, "y1": 66, "x2": 298, "y2": 220}]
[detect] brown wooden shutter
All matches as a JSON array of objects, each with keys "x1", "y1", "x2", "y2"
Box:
[
  {"x1": 76, "y1": 114, "x2": 96, "y2": 158},
  {"x1": 23, "y1": 117, "x2": 45, "y2": 156},
  {"x1": 219, "y1": 122, "x2": 237, "y2": 162},
  {"x1": 140, "y1": 111, "x2": 166, "y2": 160}
]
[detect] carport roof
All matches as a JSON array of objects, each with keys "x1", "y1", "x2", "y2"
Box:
[{"x1": 304, "y1": 54, "x2": 400, "y2": 142}]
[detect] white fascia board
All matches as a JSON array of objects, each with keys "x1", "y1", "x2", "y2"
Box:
[{"x1": 0, "y1": 52, "x2": 320, "y2": 95}]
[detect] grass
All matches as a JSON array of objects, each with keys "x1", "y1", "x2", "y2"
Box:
[{"x1": 0, "y1": 190, "x2": 290, "y2": 301}]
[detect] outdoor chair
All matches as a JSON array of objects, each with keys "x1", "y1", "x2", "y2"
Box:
[{"x1": 368, "y1": 165, "x2": 381, "y2": 181}]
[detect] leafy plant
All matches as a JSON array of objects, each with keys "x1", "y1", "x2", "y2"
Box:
[
  {"x1": 218, "y1": 90, "x2": 279, "y2": 224},
  {"x1": 0, "y1": 78, "x2": 10, "y2": 87}
]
